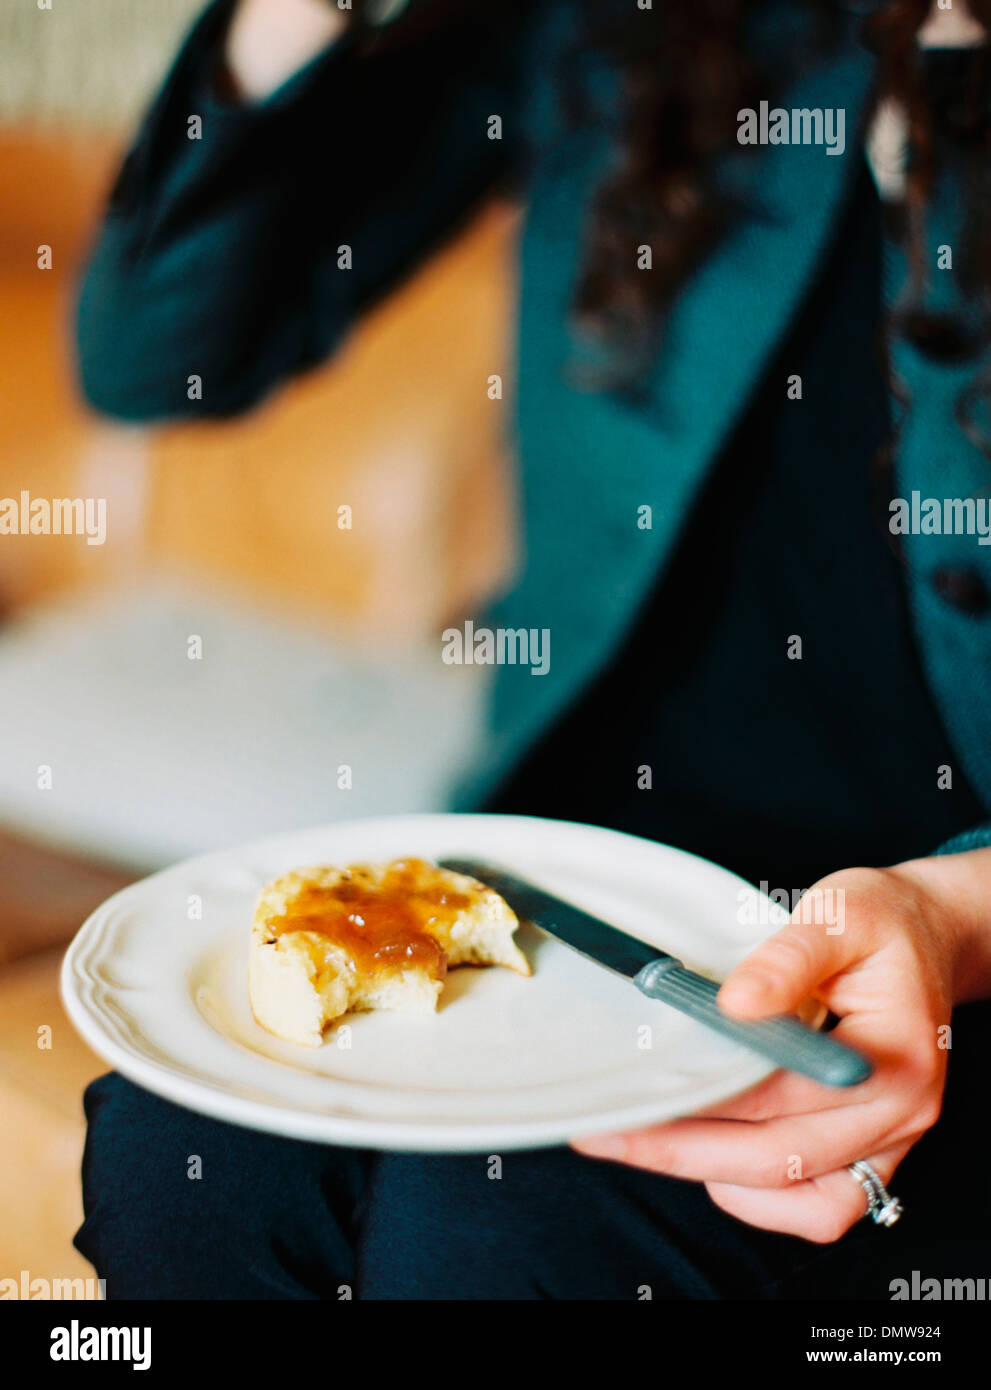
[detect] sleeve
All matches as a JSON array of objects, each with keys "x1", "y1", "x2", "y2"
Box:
[
  {"x1": 933, "y1": 824, "x2": 991, "y2": 856},
  {"x1": 74, "y1": 0, "x2": 535, "y2": 422}
]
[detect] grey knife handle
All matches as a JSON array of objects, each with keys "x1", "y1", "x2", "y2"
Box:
[{"x1": 634, "y1": 959, "x2": 872, "y2": 1088}]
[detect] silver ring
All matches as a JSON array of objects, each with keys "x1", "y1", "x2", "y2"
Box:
[{"x1": 847, "y1": 1160, "x2": 904, "y2": 1227}]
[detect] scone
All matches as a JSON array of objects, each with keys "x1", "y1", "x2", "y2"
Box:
[{"x1": 249, "y1": 857, "x2": 530, "y2": 1046}]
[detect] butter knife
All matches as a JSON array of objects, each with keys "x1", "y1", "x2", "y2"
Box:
[{"x1": 439, "y1": 859, "x2": 872, "y2": 1088}]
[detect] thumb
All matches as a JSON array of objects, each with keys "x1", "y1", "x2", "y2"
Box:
[{"x1": 718, "y1": 888, "x2": 859, "y2": 1019}]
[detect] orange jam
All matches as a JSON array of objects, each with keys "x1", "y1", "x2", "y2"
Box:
[{"x1": 267, "y1": 859, "x2": 473, "y2": 977}]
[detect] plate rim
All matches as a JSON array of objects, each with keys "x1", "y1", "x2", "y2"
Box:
[{"x1": 61, "y1": 811, "x2": 783, "y2": 1151}]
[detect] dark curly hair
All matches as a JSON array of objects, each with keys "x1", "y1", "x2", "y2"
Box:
[
  {"x1": 574, "y1": 0, "x2": 991, "y2": 400},
  {"x1": 351, "y1": 1, "x2": 991, "y2": 429}
]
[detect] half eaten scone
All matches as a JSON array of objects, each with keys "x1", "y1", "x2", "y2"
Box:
[{"x1": 249, "y1": 858, "x2": 530, "y2": 1045}]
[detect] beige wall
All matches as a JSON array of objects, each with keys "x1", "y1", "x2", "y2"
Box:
[{"x1": 0, "y1": 0, "x2": 203, "y2": 130}]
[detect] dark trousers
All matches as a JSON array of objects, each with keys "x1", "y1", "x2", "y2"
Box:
[{"x1": 74, "y1": 1003, "x2": 991, "y2": 1300}]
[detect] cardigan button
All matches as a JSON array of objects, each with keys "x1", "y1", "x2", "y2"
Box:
[{"x1": 930, "y1": 565, "x2": 991, "y2": 616}]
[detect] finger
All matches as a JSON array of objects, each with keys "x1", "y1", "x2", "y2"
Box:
[
  {"x1": 690, "y1": 1001, "x2": 919, "y2": 1122},
  {"x1": 707, "y1": 999, "x2": 943, "y2": 1108},
  {"x1": 574, "y1": 997, "x2": 941, "y2": 1180},
  {"x1": 718, "y1": 888, "x2": 876, "y2": 1020},
  {"x1": 705, "y1": 1144, "x2": 909, "y2": 1243},
  {"x1": 574, "y1": 1090, "x2": 900, "y2": 1184},
  {"x1": 693, "y1": 1069, "x2": 857, "y2": 1122}
]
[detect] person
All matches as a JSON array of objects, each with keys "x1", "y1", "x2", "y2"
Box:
[{"x1": 73, "y1": 0, "x2": 991, "y2": 1298}]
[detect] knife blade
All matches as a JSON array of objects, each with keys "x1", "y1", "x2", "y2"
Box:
[{"x1": 439, "y1": 858, "x2": 872, "y2": 1088}]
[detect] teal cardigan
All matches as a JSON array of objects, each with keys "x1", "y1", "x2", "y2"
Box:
[{"x1": 75, "y1": 1, "x2": 991, "y2": 857}]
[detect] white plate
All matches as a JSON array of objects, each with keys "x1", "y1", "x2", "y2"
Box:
[{"x1": 61, "y1": 814, "x2": 794, "y2": 1152}]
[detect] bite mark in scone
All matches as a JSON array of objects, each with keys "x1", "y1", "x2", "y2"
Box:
[{"x1": 248, "y1": 858, "x2": 531, "y2": 1046}]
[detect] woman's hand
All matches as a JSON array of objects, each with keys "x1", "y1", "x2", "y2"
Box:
[{"x1": 573, "y1": 849, "x2": 991, "y2": 1243}]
